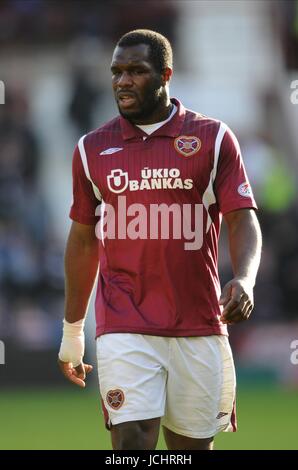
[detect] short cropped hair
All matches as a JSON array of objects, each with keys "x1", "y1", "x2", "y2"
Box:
[{"x1": 117, "y1": 29, "x2": 173, "y2": 73}]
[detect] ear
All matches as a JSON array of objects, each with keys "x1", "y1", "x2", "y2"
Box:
[{"x1": 161, "y1": 67, "x2": 173, "y2": 85}]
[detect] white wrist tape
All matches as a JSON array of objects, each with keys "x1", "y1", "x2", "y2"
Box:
[{"x1": 58, "y1": 319, "x2": 85, "y2": 368}]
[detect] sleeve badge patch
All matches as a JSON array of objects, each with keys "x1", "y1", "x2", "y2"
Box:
[{"x1": 238, "y1": 182, "x2": 252, "y2": 197}]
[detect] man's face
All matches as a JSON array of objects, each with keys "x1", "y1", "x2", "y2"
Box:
[{"x1": 111, "y1": 44, "x2": 164, "y2": 122}]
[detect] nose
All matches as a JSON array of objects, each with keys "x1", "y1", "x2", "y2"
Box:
[{"x1": 116, "y1": 71, "x2": 133, "y2": 87}]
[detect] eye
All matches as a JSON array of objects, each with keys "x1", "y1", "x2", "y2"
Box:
[{"x1": 132, "y1": 69, "x2": 145, "y2": 75}]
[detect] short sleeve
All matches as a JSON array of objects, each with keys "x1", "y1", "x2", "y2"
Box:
[
  {"x1": 214, "y1": 126, "x2": 257, "y2": 215},
  {"x1": 69, "y1": 144, "x2": 100, "y2": 225}
]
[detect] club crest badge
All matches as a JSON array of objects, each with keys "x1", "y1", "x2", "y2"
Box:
[
  {"x1": 106, "y1": 389, "x2": 125, "y2": 410},
  {"x1": 174, "y1": 135, "x2": 201, "y2": 157}
]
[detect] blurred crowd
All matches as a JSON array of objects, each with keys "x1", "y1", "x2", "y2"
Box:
[
  {"x1": 274, "y1": 0, "x2": 298, "y2": 70},
  {"x1": 0, "y1": 0, "x2": 177, "y2": 46},
  {"x1": 0, "y1": 87, "x2": 64, "y2": 351}
]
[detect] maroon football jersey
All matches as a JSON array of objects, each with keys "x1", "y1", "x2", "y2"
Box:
[{"x1": 70, "y1": 98, "x2": 257, "y2": 337}]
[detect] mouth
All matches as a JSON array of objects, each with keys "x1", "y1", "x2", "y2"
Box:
[{"x1": 117, "y1": 92, "x2": 137, "y2": 108}]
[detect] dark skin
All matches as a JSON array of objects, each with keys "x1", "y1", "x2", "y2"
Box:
[
  {"x1": 58, "y1": 222, "x2": 97, "y2": 387},
  {"x1": 220, "y1": 209, "x2": 261, "y2": 325},
  {"x1": 111, "y1": 44, "x2": 173, "y2": 124},
  {"x1": 59, "y1": 43, "x2": 262, "y2": 450}
]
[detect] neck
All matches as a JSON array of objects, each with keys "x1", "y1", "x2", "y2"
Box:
[{"x1": 131, "y1": 95, "x2": 172, "y2": 126}]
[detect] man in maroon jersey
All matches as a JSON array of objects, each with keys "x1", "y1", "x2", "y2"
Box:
[{"x1": 58, "y1": 29, "x2": 262, "y2": 450}]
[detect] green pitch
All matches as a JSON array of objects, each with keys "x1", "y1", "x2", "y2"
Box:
[{"x1": 0, "y1": 385, "x2": 297, "y2": 450}]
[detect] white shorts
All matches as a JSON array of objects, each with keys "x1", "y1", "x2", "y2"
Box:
[{"x1": 96, "y1": 333, "x2": 236, "y2": 439}]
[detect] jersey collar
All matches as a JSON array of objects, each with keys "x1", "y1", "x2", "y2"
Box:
[{"x1": 120, "y1": 98, "x2": 186, "y2": 141}]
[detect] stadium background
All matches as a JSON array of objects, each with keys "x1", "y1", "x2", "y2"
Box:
[{"x1": 0, "y1": 0, "x2": 297, "y2": 450}]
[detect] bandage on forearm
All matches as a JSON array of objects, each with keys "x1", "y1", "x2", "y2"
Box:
[{"x1": 58, "y1": 319, "x2": 85, "y2": 367}]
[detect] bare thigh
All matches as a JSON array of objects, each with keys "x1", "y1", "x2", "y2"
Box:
[{"x1": 111, "y1": 417, "x2": 161, "y2": 450}]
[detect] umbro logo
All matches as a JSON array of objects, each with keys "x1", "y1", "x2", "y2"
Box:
[{"x1": 99, "y1": 147, "x2": 123, "y2": 155}]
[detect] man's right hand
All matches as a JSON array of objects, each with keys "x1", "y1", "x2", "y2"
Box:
[
  {"x1": 58, "y1": 318, "x2": 92, "y2": 387},
  {"x1": 58, "y1": 360, "x2": 93, "y2": 388}
]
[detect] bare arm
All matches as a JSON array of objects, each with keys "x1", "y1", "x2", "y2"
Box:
[
  {"x1": 64, "y1": 221, "x2": 99, "y2": 323},
  {"x1": 59, "y1": 221, "x2": 99, "y2": 387},
  {"x1": 219, "y1": 209, "x2": 262, "y2": 324}
]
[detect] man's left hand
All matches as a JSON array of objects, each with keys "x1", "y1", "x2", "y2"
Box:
[{"x1": 219, "y1": 278, "x2": 254, "y2": 325}]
